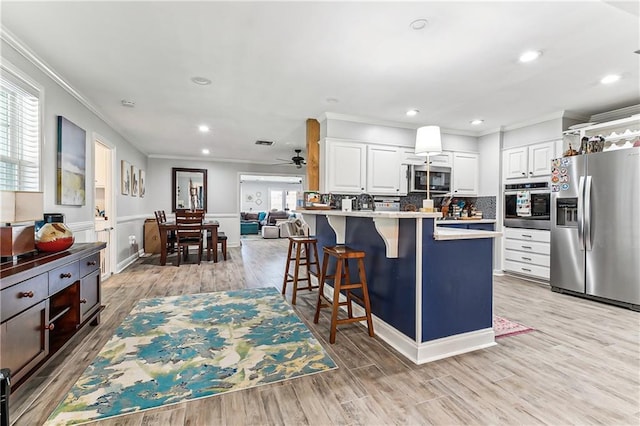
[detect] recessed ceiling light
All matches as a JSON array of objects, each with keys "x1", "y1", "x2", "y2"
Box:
[
  {"x1": 519, "y1": 50, "x2": 542, "y2": 63},
  {"x1": 470, "y1": 119, "x2": 484, "y2": 125},
  {"x1": 202, "y1": 148, "x2": 210, "y2": 155},
  {"x1": 198, "y1": 125, "x2": 210, "y2": 133},
  {"x1": 600, "y1": 74, "x2": 621, "y2": 84},
  {"x1": 406, "y1": 109, "x2": 419, "y2": 117},
  {"x1": 410, "y1": 19, "x2": 428, "y2": 30},
  {"x1": 326, "y1": 97, "x2": 339, "y2": 104},
  {"x1": 191, "y1": 76, "x2": 212, "y2": 85},
  {"x1": 121, "y1": 99, "x2": 135, "y2": 108}
]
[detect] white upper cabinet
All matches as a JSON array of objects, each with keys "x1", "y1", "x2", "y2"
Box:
[
  {"x1": 324, "y1": 140, "x2": 367, "y2": 193},
  {"x1": 322, "y1": 139, "x2": 407, "y2": 195},
  {"x1": 366, "y1": 145, "x2": 404, "y2": 195},
  {"x1": 452, "y1": 152, "x2": 479, "y2": 196},
  {"x1": 401, "y1": 149, "x2": 427, "y2": 166},
  {"x1": 428, "y1": 152, "x2": 452, "y2": 168},
  {"x1": 504, "y1": 141, "x2": 556, "y2": 180},
  {"x1": 528, "y1": 142, "x2": 556, "y2": 177}
]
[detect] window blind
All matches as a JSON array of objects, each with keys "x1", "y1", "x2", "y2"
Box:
[{"x1": 0, "y1": 66, "x2": 41, "y2": 191}]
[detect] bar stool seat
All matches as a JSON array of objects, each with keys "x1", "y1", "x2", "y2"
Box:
[
  {"x1": 314, "y1": 245, "x2": 374, "y2": 344},
  {"x1": 281, "y1": 236, "x2": 320, "y2": 304}
]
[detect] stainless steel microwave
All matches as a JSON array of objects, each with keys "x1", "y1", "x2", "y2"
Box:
[
  {"x1": 410, "y1": 165, "x2": 451, "y2": 193},
  {"x1": 504, "y1": 182, "x2": 551, "y2": 230}
]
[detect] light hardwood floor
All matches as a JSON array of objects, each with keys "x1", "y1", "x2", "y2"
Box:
[{"x1": 10, "y1": 238, "x2": 640, "y2": 425}]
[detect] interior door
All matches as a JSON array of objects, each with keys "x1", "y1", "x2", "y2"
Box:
[{"x1": 94, "y1": 140, "x2": 115, "y2": 280}]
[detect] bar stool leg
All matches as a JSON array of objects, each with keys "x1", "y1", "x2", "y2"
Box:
[
  {"x1": 281, "y1": 240, "x2": 294, "y2": 296},
  {"x1": 358, "y1": 258, "x2": 375, "y2": 337},
  {"x1": 314, "y1": 252, "x2": 330, "y2": 324},
  {"x1": 343, "y1": 260, "x2": 354, "y2": 319},
  {"x1": 303, "y1": 242, "x2": 312, "y2": 291},
  {"x1": 291, "y1": 241, "x2": 303, "y2": 305},
  {"x1": 329, "y1": 259, "x2": 343, "y2": 344}
]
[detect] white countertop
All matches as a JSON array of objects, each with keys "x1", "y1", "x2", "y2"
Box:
[
  {"x1": 433, "y1": 227, "x2": 502, "y2": 241},
  {"x1": 437, "y1": 219, "x2": 496, "y2": 224},
  {"x1": 297, "y1": 209, "x2": 442, "y2": 219}
]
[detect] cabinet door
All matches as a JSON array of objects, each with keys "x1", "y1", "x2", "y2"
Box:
[
  {"x1": 528, "y1": 141, "x2": 555, "y2": 177},
  {"x1": 325, "y1": 141, "x2": 366, "y2": 194},
  {"x1": 0, "y1": 300, "x2": 49, "y2": 384},
  {"x1": 366, "y1": 145, "x2": 401, "y2": 195},
  {"x1": 428, "y1": 152, "x2": 452, "y2": 167},
  {"x1": 80, "y1": 269, "x2": 101, "y2": 323},
  {"x1": 452, "y1": 152, "x2": 478, "y2": 196},
  {"x1": 503, "y1": 147, "x2": 528, "y2": 180},
  {"x1": 401, "y1": 149, "x2": 427, "y2": 166}
]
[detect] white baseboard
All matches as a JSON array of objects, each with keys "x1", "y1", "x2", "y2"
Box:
[
  {"x1": 322, "y1": 283, "x2": 495, "y2": 365},
  {"x1": 117, "y1": 248, "x2": 144, "y2": 273}
]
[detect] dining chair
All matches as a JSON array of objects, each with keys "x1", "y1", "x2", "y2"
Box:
[
  {"x1": 207, "y1": 230, "x2": 227, "y2": 261},
  {"x1": 174, "y1": 210, "x2": 204, "y2": 265},
  {"x1": 154, "y1": 210, "x2": 176, "y2": 253}
]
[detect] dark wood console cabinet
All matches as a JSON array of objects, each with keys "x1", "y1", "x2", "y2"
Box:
[{"x1": 0, "y1": 243, "x2": 106, "y2": 388}]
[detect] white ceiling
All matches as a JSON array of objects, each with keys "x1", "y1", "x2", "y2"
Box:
[{"x1": 1, "y1": 1, "x2": 639, "y2": 166}]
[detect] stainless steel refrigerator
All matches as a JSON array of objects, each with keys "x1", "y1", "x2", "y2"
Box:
[{"x1": 550, "y1": 147, "x2": 640, "y2": 309}]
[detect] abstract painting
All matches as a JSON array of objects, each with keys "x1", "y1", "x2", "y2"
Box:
[
  {"x1": 57, "y1": 116, "x2": 86, "y2": 205},
  {"x1": 121, "y1": 160, "x2": 130, "y2": 195}
]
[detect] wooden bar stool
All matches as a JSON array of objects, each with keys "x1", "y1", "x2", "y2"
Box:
[
  {"x1": 281, "y1": 236, "x2": 320, "y2": 304},
  {"x1": 314, "y1": 246, "x2": 374, "y2": 344}
]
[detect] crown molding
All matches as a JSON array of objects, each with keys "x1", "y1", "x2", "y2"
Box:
[
  {"x1": 147, "y1": 154, "x2": 291, "y2": 167},
  {"x1": 0, "y1": 26, "x2": 146, "y2": 154}
]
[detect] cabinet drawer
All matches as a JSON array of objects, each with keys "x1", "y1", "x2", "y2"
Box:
[
  {"x1": 79, "y1": 252, "x2": 100, "y2": 277},
  {"x1": 504, "y1": 249, "x2": 550, "y2": 267},
  {"x1": 504, "y1": 227, "x2": 550, "y2": 243},
  {"x1": 48, "y1": 261, "x2": 79, "y2": 296},
  {"x1": 504, "y1": 239, "x2": 550, "y2": 255},
  {"x1": 80, "y1": 269, "x2": 101, "y2": 323},
  {"x1": 0, "y1": 273, "x2": 48, "y2": 322},
  {"x1": 504, "y1": 260, "x2": 550, "y2": 280}
]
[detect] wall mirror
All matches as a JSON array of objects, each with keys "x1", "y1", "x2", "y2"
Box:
[{"x1": 172, "y1": 167, "x2": 207, "y2": 212}]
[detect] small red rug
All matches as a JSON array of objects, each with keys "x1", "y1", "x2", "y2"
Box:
[{"x1": 493, "y1": 315, "x2": 534, "y2": 338}]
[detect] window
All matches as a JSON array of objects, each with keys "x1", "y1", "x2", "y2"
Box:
[
  {"x1": 269, "y1": 189, "x2": 297, "y2": 211},
  {"x1": 0, "y1": 63, "x2": 41, "y2": 191}
]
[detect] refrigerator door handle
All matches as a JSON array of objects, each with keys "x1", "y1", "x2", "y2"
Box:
[
  {"x1": 577, "y1": 176, "x2": 585, "y2": 250},
  {"x1": 584, "y1": 175, "x2": 593, "y2": 251}
]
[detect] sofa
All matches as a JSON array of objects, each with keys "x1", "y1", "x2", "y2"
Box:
[
  {"x1": 240, "y1": 211, "x2": 266, "y2": 235},
  {"x1": 264, "y1": 210, "x2": 290, "y2": 226}
]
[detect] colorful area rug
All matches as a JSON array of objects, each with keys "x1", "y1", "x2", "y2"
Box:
[
  {"x1": 46, "y1": 287, "x2": 337, "y2": 425},
  {"x1": 493, "y1": 315, "x2": 534, "y2": 338}
]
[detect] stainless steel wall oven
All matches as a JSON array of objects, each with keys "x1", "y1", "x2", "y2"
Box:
[{"x1": 504, "y1": 182, "x2": 550, "y2": 230}]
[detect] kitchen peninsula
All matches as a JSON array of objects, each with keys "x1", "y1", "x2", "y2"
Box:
[{"x1": 299, "y1": 210, "x2": 501, "y2": 364}]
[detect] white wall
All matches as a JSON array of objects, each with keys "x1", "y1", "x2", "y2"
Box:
[
  {"x1": 2, "y1": 40, "x2": 149, "y2": 270},
  {"x1": 478, "y1": 131, "x2": 503, "y2": 273},
  {"x1": 502, "y1": 118, "x2": 562, "y2": 149},
  {"x1": 240, "y1": 181, "x2": 303, "y2": 212},
  {"x1": 323, "y1": 117, "x2": 479, "y2": 152}
]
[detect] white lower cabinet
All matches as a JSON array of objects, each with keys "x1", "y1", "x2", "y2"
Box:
[{"x1": 503, "y1": 227, "x2": 550, "y2": 280}]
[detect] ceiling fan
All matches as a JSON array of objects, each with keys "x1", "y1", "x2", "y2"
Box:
[{"x1": 274, "y1": 149, "x2": 306, "y2": 168}]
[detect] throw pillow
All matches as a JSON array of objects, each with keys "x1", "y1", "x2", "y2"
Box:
[{"x1": 258, "y1": 211, "x2": 267, "y2": 221}]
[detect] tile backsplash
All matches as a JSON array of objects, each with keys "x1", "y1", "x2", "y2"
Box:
[{"x1": 321, "y1": 192, "x2": 496, "y2": 219}]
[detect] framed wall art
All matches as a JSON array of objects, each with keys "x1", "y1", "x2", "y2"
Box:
[
  {"x1": 131, "y1": 165, "x2": 139, "y2": 197},
  {"x1": 57, "y1": 116, "x2": 86, "y2": 205},
  {"x1": 139, "y1": 169, "x2": 146, "y2": 198},
  {"x1": 121, "y1": 160, "x2": 131, "y2": 195}
]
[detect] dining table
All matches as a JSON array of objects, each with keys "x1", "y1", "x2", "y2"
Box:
[{"x1": 158, "y1": 220, "x2": 220, "y2": 265}]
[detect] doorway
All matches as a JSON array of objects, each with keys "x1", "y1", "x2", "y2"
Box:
[{"x1": 94, "y1": 138, "x2": 115, "y2": 280}]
